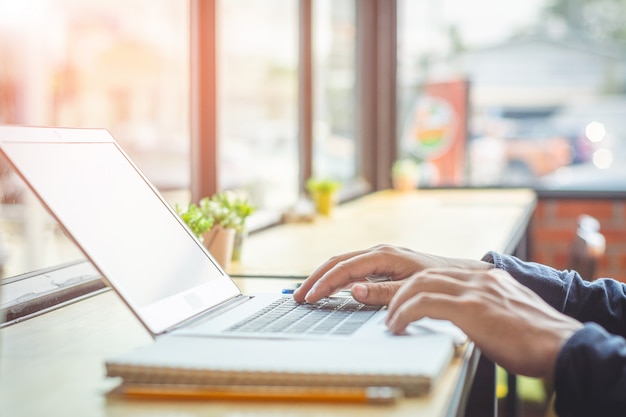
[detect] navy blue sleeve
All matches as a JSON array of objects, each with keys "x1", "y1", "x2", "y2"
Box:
[
  {"x1": 483, "y1": 251, "x2": 626, "y2": 338},
  {"x1": 482, "y1": 252, "x2": 626, "y2": 416},
  {"x1": 553, "y1": 323, "x2": 626, "y2": 417}
]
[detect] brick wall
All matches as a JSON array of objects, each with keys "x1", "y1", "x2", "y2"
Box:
[{"x1": 530, "y1": 196, "x2": 626, "y2": 282}]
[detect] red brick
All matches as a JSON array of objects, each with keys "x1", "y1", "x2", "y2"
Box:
[
  {"x1": 531, "y1": 228, "x2": 575, "y2": 244},
  {"x1": 533, "y1": 253, "x2": 550, "y2": 266},
  {"x1": 533, "y1": 201, "x2": 550, "y2": 218},
  {"x1": 614, "y1": 202, "x2": 626, "y2": 226},
  {"x1": 615, "y1": 254, "x2": 626, "y2": 264},
  {"x1": 602, "y1": 230, "x2": 626, "y2": 244},
  {"x1": 554, "y1": 199, "x2": 614, "y2": 222},
  {"x1": 531, "y1": 197, "x2": 626, "y2": 282}
]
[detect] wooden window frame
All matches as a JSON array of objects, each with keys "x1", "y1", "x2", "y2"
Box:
[
  {"x1": 357, "y1": 0, "x2": 397, "y2": 191},
  {"x1": 1, "y1": 0, "x2": 399, "y2": 323},
  {"x1": 189, "y1": 0, "x2": 398, "y2": 201}
]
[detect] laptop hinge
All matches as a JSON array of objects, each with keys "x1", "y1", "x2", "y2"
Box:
[{"x1": 165, "y1": 294, "x2": 252, "y2": 334}]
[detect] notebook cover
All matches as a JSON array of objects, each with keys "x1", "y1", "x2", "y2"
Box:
[{"x1": 106, "y1": 334, "x2": 454, "y2": 397}]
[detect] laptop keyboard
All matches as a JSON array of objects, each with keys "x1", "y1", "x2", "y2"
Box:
[{"x1": 225, "y1": 297, "x2": 381, "y2": 336}]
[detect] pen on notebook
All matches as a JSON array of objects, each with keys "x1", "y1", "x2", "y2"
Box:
[{"x1": 119, "y1": 384, "x2": 401, "y2": 404}]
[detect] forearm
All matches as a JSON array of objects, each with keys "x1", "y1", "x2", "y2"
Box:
[
  {"x1": 483, "y1": 251, "x2": 626, "y2": 338},
  {"x1": 445, "y1": 257, "x2": 494, "y2": 271},
  {"x1": 482, "y1": 251, "x2": 571, "y2": 309},
  {"x1": 405, "y1": 250, "x2": 492, "y2": 272}
]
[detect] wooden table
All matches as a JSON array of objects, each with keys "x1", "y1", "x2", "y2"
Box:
[
  {"x1": 231, "y1": 188, "x2": 535, "y2": 277},
  {"x1": 0, "y1": 188, "x2": 536, "y2": 417}
]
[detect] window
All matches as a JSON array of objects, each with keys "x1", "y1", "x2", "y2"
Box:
[
  {"x1": 397, "y1": 0, "x2": 626, "y2": 190},
  {"x1": 312, "y1": 0, "x2": 358, "y2": 182},
  {"x1": 0, "y1": 0, "x2": 189, "y2": 279},
  {"x1": 11, "y1": 0, "x2": 626, "y2": 286},
  {"x1": 218, "y1": 0, "x2": 299, "y2": 211}
]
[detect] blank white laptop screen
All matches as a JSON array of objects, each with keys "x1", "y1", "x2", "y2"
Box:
[{"x1": 0, "y1": 131, "x2": 240, "y2": 334}]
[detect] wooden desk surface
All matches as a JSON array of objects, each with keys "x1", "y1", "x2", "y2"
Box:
[
  {"x1": 231, "y1": 188, "x2": 536, "y2": 277},
  {"x1": 0, "y1": 188, "x2": 536, "y2": 417},
  {"x1": 0, "y1": 288, "x2": 474, "y2": 417}
]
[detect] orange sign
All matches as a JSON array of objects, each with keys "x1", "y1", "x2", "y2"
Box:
[{"x1": 401, "y1": 79, "x2": 469, "y2": 186}]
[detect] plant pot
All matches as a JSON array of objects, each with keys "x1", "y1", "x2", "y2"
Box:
[
  {"x1": 392, "y1": 159, "x2": 420, "y2": 192},
  {"x1": 392, "y1": 175, "x2": 417, "y2": 192},
  {"x1": 312, "y1": 191, "x2": 336, "y2": 216},
  {"x1": 202, "y1": 225, "x2": 236, "y2": 270},
  {"x1": 231, "y1": 228, "x2": 248, "y2": 262}
]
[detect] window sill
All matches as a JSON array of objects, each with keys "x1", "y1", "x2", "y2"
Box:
[{"x1": 0, "y1": 260, "x2": 106, "y2": 327}]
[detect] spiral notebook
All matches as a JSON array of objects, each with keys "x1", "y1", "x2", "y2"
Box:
[{"x1": 0, "y1": 125, "x2": 456, "y2": 397}]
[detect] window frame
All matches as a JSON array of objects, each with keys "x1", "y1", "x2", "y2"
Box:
[
  {"x1": 357, "y1": 0, "x2": 397, "y2": 191},
  {"x1": 1, "y1": 0, "x2": 399, "y2": 323},
  {"x1": 189, "y1": 0, "x2": 398, "y2": 203},
  {"x1": 190, "y1": 0, "x2": 219, "y2": 202}
]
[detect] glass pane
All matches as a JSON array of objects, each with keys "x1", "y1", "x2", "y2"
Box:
[
  {"x1": 397, "y1": 0, "x2": 626, "y2": 190},
  {"x1": 312, "y1": 0, "x2": 357, "y2": 182},
  {"x1": 218, "y1": 0, "x2": 299, "y2": 211},
  {"x1": 0, "y1": 0, "x2": 189, "y2": 278}
]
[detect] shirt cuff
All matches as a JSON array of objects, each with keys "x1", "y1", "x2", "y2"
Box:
[{"x1": 554, "y1": 322, "x2": 625, "y2": 416}]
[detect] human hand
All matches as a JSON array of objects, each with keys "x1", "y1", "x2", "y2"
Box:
[
  {"x1": 385, "y1": 267, "x2": 583, "y2": 380},
  {"x1": 293, "y1": 244, "x2": 492, "y2": 304}
]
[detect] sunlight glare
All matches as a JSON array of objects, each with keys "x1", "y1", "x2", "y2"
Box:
[
  {"x1": 592, "y1": 148, "x2": 613, "y2": 169},
  {"x1": 585, "y1": 121, "x2": 606, "y2": 143}
]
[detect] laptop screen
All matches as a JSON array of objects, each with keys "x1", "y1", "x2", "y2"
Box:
[{"x1": 0, "y1": 127, "x2": 241, "y2": 335}]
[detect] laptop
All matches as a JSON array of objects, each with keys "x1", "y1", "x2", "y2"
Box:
[{"x1": 0, "y1": 125, "x2": 457, "y2": 397}]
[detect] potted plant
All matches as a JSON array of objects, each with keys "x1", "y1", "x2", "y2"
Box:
[
  {"x1": 197, "y1": 193, "x2": 237, "y2": 270},
  {"x1": 175, "y1": 191, "x2": 255, "y2": 270},
  {"x1": 306, "y1": 177, "x2": 341, "y2": 216},
  {"x1": 391, "y1": 158, "x2": 420, "y2": 192},
  {"x1": 229, "y1": 196, "x2": 256, "y2": 262},
  {"x1": 206, "y1": 191, "x2": 256, "y2": 262},
  {"x1": 176, "y1": 199, "x2": 233, "y2": 266},
  {"x1": 175, "y1": 201, "x2": 214, "y2": 238}
]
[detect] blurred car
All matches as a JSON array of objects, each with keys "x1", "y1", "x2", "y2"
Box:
[
  {"x1": 501, "y1": 132, "x2": 573, "y2": 184},
  {"x1": 469, "y1": 118, "x2": 573, "y2": 186}
]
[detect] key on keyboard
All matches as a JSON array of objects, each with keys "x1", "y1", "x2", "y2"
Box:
[{"x1": 225, "y1": 297, "x2": 381, "y2": 336}]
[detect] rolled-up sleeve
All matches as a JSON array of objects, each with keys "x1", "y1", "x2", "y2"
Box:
[
  {"x1": 482, "y1": 251, "x2": 626, "y2": 338},
  {"x1": 482, "y1": 252, "x2": 626, "y2": 416},
  {"x1": 554, "y1": 323, "x2": 626, "y2": 417}
]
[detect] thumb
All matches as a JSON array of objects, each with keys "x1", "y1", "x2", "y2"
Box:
[{"x1": 352, "y1": 281, "x2": 403, "y2": 305}]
